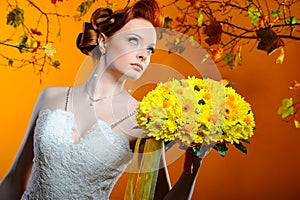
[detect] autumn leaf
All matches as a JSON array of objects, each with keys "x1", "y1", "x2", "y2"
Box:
[
  {"x1": 51, "y1": 0, "x2": 63, "y2": 5},
  {"x1": 224, "y1": 53, "x2": 233, "y2": 64},
  {"x1": 176, "y1": 14, "x2": 186, "y2": 24},
  {"x1": 31, "y1": 28, "x2": 42, "y2": 36},
  {"x1": 52, "y1": 60, "x2": 61, "y2": 68},
  {"x1": 211, "y1": 47, "x2": 223, "y2": 61},
  {"x1": 197, "y1": 10, "x2": 203, "y2": 27},
  {"x1": 271, "y1": 10, "x2": 282, "y2": 17},
  {"x1": 74, "y1": 0, "x2": 95, "y2": 19},
  {"x1": 6, "y1": 7, "x2": 24, "y2": 28},
  {"x1": 285, "y1": 16, "x2": 299, "y2": 25},
  {"x1": 189, "y1": 36, "x2": 195, "y2": 46},
  {"x1": 276, "y1": 48, "x2": 285, "y2": 64},
  {"x1": 288, "y1": 81, "x2": 300, "y2": 90},
  {"x1": 163, "y1": 17, "x2": 173, "y2": 29},
  {"x1": 204, "y1": 17, "x2": 222, "y2": 46},
  {"x1": 294, "y1": 120, "x2": 300, "y2": 128},
  {"x1": 277, "y1": 98, "x2": 294, "y2": 119},
  {"x1": 257, "y1": 27, "x2": 284, "y2": 55},
  {"x1": 248, "y1": 7, "x2": 261, "y2": 26},
  {"x1": 17, "y1": 35, "x2": 29, "y2": 53},
  {"x1": 189, "y1": 0, "x2": 201, "y2": 8},
  {"x1": 43, "y1": 43, "x2": 57, "y2": 58},
  {"x1": 8, "y1": 59, "x2": 13, "y2": 67}
]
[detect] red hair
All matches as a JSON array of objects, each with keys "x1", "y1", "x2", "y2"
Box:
[{"x1": 76, "y1": 0, "x2": 163, "y2": 57}]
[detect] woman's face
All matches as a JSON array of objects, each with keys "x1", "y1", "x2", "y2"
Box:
[{"x1": 103, "y1": 18, "x2": 157, "y2": 80}]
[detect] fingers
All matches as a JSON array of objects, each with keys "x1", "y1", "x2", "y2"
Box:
[{"x1": 183, "y1": 149, "x2": 201, "y2": 174}]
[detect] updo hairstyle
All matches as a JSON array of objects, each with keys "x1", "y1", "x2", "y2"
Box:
[{"x1": 76, "y1": 0, "x2": 163, "y2": 58}]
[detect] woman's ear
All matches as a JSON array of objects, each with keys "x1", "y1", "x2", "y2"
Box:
[{"x1": 98, "y1": 33, "x2": 107, "y2": 55}]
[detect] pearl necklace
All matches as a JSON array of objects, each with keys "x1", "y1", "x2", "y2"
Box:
[{"x1": 85, "y1": 83, "x2": 124, "y2": 106}]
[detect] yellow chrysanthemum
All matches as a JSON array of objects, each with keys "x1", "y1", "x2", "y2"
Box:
[{"x1": 136, "y1": 76, "x2": 255, "y2": 148}]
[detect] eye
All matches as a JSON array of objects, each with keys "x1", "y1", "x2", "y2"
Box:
[
  {"x1": 147, "y1": 47, "x2": 155, "y2": 54},
  {"x1": 128, "y1": 37, "x2": 139, "y2": 45}
]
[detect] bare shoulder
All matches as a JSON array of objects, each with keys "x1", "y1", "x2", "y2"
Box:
[{"x1": 37, "y1": 86, "x2": 71, "y2": 111}]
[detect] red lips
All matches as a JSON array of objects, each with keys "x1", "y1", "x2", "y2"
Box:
[{"x1": 131, "y1": 63, "x2": 143, "y2": 71}]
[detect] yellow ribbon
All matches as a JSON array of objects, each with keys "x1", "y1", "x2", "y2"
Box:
[{"x1": 124, "y1": 135, "x2": 163, "y2": 200}]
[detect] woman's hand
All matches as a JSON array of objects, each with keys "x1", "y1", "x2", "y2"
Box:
[{"x1": 183, "y1": 145, "x2": 211, "y2": 175}]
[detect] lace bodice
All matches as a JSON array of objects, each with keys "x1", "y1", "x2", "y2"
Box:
[{"x1": 21, "y1": 109, "x2": 133, "y2": 200}]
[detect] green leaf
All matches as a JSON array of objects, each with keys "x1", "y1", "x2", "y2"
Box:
[
  {"x1": 163, "y1": 17, "x2": 173, "y2": 29},
  {"x1": 198, "y1": 99, "x2": 206, "y2": 105},
  {"x1": 242, "y1": 139, "x2": 251, "y2": 144},
  {"x1": 213, "y1": 143, "x2": 228, "y2": 157},
  {"x1": 197, "y1": 11, "x2": 203, "y2": 27},
  {"x1": 17, "y1": 35, "x2": 28, "y2": 53},
  {"x1": 271, "y1": 10, "x2": 282, "y2": 17},
  {"x1": 225, "y1": 82, "x2": 235, "y2": 88},
  {"x1": 6, "y1": 7, "x2": 24, "y2": 28},
  {"x1": 192, "y1": 145, "x2": 211, "y2": 157},
  {"x1": 224, "y1": 53, "x2": 233, "y2": 63},
  {"x1": 8, "y1": 59, "x2": 13, "y2": 67},
  {"x1": 285, "y1": 16, "x2": 299, "y2": 25},
  {"x1": 189, "y1": 36, "x2": 195, "y2": 46},
  {"x1": 178, "y1": 44, "x2": 186, "y2": 53},
  {"x1": 74, "y1": 0, "x2": 95, "y2": 19},
  {"x1": 194, "y1": 85, "x2": 200, "y2": 91},
  {"x1": 277, "y1": 98, "x2": 294, "y2": 119},
  {"x1": 248, "y1": 7, "x2": 261, "y2": 26},
  {"x1": 246, "y1": 0, "x2": 253, "y2": 2},
  {"x1": 234, "y1": 142, "x2": 247, "y2": 154},
  {"x1": 56, "y1": 31, "x2": 61, "y2": 38},
  {"x1": 51, "y1": 60, "x2": 60, "y2": 68}
]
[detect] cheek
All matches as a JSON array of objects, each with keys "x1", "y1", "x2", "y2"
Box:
[{"x1": 106, "y1": 48, "x2": 136, "y2": 66}]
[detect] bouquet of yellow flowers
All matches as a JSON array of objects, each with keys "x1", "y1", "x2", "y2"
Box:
[
  {"x1": 136, "y1": 76, "x2": 255, "y2": 156},
  {"x1": 125, "y1": 76, "x2": 255, "y2": 199}
]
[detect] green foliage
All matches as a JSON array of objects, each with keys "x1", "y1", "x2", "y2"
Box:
[
  {"x1": 277, "y1": 98, "x2": 294, "y2": 118},
  {"x1": 17, "y1": 35, "x2": 28, "y2": 53},
  {"x1": 285, "y1": 16, "x2": 299, "y2": 25},
  {"x1": 213, "y1": 143, "x2": 228, "y2": 157},
  {"x1": 74, "y1": 0, "x2": 96, "y2": 20},
  {"x1": 224, "y1": 53, "x2": 233, "y2": 64},
  {"x1": 163, "y1": 17, "x2": 173, "y2": 29},
  {"x1": 234, "y1": 142, "x2": 247, "y2": 154},
  {"x1": 225, "y1": 82, "x2": 235, "y2": 88},
  {"x1": 52, "y1": 60, "x2": 61, "y2": 68},
  {"x1": 189, "y1": 36, "x2": 195, "y2": 46},
  {"x1": 197, "y1": 11, "x2": 203, "y2": 27},
  {"x1": 243, "y1": 139, "x2": 251, "y2": 144},
  {"x1": 271, "y1": 9, "x2": 282, "y2": 17},
  {"x1": 248, "y1": 7, "x2": 261, "y2": 26},
  {"x1": 8, "y1": 59, "x2": 13, "y2": 67},
  {"x1": 6, "y1": 7, "x2": 24, "y2": 28}
]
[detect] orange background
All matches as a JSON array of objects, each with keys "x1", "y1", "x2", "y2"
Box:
[{"x1": 0, "y1": 1, "x2": 300, "y2": 199}]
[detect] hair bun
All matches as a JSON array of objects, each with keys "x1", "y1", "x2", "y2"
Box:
[{"x1": 90, "y1": 8, "x2": 114, "y2": 32}]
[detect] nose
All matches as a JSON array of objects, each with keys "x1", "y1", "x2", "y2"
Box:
[{"x1": 136, "y1": 48, "x2": 149, "y2": 62}]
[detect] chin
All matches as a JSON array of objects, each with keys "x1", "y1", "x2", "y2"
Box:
[{"x1": 123, "y1": 70, "x2": 144, "y2": 80}]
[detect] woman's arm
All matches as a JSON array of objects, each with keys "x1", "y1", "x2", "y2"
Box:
[
  {"x1": 0, "y1": 89, "x2": 49, "y2": 199},
  {"x1": 162, "y1": 150, "x2": 204, "y2": 200},
  {"x1": 155, "y1": 147, "x2": 207, "y2": 200}
]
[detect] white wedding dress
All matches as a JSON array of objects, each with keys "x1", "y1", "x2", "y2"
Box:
[{"x1": 21, "y1": 107, "x2": 133, "y2": 199}]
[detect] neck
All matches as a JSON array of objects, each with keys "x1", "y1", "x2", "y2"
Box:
[{"x1": 85, "y1": 61, "x2": 126, "y2": 100}]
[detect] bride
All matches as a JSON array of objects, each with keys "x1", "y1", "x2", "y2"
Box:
[{"x1": 0, "y1": 0, "x2": 206, "y2": 199}]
